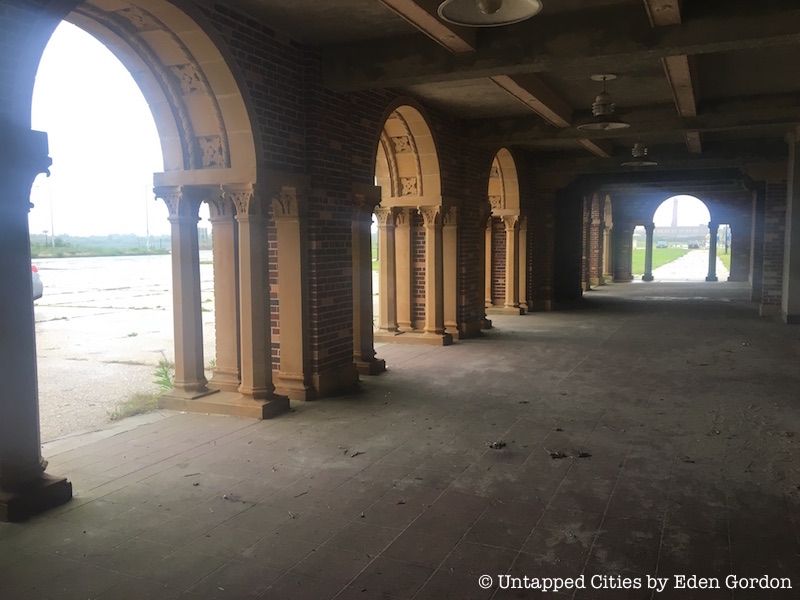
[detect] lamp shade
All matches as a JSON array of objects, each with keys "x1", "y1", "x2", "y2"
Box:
[{"x1": 438, "y1": 0, "x2": 543, "y2": 27}]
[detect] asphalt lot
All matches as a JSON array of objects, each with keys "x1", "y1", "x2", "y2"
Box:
[{"x1": 33, "y1": 252, "x2": 215, "y2": 442}]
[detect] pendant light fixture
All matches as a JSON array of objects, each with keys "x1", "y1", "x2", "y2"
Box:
[
  {"x1": 437, "y1": 0, "x2": 543, "y2": 27},
  {"x1": 621, "y1": 142, "x2": 658, "y2": 167},
  {"x1": 575, "y1": 74, "x2": 630, "y2": 131}
]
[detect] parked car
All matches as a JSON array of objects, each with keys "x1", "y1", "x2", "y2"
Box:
[
  {"x1": 656, "y1": 241, "x2": 668, "y2": 248},
  {"x1": 32, "y1": 264, "x2": 43, "y2": 301}
]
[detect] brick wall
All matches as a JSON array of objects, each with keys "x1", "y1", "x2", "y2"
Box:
[
  {"x1": 760, "y1": 182, "x2": 787, "y2": 312},
  {"x1": 412, "y1": 212, "x2": 426, "y2": 325},
  {"x1": 491, "y1": 217, "x2": 506, "y2": 305}
]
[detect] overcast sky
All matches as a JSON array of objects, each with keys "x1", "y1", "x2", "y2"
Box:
[
  {"x1": 653, "y1": 195, "x2": 712, "y2": 227},
  {"x1": 30, "y1": 21, "x2": 169, "y2": 237}
]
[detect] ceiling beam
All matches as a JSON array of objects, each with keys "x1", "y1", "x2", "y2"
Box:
[
  {"x1": 644, "y1": 1, "x2": 702, "y2": 153},
  {"x1": 577, "y1": 139, "x2": 613, "y2": 158},
  {"x1": 489, "y1": 74, "x2": 571, "y2": 127},
  {"x1": 324, "y1": 6, "x2": 800, "y2": 90},
  {"x1": 378, "y1": 0, "x2": 475, "y2": 54},
  {"x1": 468, "y1": 95, "x2": 800, "y2": 145}
]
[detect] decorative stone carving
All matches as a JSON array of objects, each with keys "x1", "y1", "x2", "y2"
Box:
[
  {"x1": 442, "y1": 206, "x2": 458, "y2": 226},
  {"x1": 198, "y1": 135, "x2": 225, "y2": 168},
  {"x1": 490, "y1": 164, "x2": 501, "y2": 178},
  {"x1": 116, "y1": 6, "x2": 161, "y2": 31},
  {"x1": 207, "y1": 189, "x2": 234, "y2": 221},
  {"x1": 171, "y1": 64, "x2": 204, "y2": 95},
  {"x1": 418, "y1": 206, "x2": 441, "y2": 227},
  {"x1": 503, "y1": 214, "x2": 520, "y2": 230},
  {"x1": 489, "y1": 195, "x2": 503, "y2": 210},
  {"x1": 394, "y1": 207, "x2": 411, "y2": 227},
  {"x1": 391, "y1": 136, "x2": 412, "y2": 154},
  {"x1": 400, "y1": 177, "x2": 418, "y2": 196},
  {"x1": 224, "y1": 184, "x2": 262, "y2": 218},
  {"x1": 154, "y1": 185, "x2": 205, "y2": 221},
  {"x1": 374, "y1": 206, "x2": 396, "y2": 227},
  {"x1": 272, "y1": 187, "x2": 300, "y2": 219}
]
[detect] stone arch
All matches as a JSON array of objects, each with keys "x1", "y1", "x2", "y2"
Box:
[
  {"x1": 485, "y1": 148, "x2": 525, "y2": 315},
  {"x1": 372, "y1": 103, "x2": 451, "y2": 345}
]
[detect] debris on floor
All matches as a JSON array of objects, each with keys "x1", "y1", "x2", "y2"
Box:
[
  {"x1": 487, "y1": 440, "x2": 507, "y2": 450},
  {"x1": 548, "y1": 450, "x2": 569, "y2": 459}
]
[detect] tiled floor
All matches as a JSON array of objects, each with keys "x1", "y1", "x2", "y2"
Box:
[{"x1": 1, "y1": 282, "x2": 799, "y2": 599}]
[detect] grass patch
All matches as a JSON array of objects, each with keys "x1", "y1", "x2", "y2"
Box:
[
  {"x1": 632, "y1": 247, "x2": 690, "y2": 275},
  {"x1": 719, "y1": 252, "x2": 731, "y2": 271},
  {"x1": 109, "y1": 393, "x2": 159, "y2": 422},
  {"x1": 154, "y1": 354, "x2": 175, "y2": 391}
]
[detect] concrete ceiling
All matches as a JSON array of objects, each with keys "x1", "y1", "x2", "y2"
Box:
[{"x1": 225, "y1": 0, "x2": 800, "y2": 167}]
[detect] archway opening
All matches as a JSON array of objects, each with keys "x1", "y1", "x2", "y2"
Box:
[
  {"x1": 485, "y1": 149, "x2": 525, "y2": 315},
  {"x1": 370, "y1": 105, "x2": 451, "y2": 345},
  {"x1": 26, "y1": 0, "x2": 260, "y2": 440},
  {"x1": 634, "y1": 195, "x2": 717, "y2": 282}
]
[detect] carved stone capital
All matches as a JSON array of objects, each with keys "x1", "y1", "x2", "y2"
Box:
[
  {"x1": 442, "y1": 206, "x2": 458, "y2": 227},
  {"x1": 272, "y1": 186, "x2": 300, "y2": 220},
  {"x1": 518, "y1": 215, "x2": 529, "y2": 231},
  {"x1": 502, "y1": 214, "x2": 520, "y2": 230},
  {"x1": 374, "y1": 206, "x2": 396, "y2": 227},
  {"x1": 206, "y1": 188, "x2": 235, "y2": 222},
  {"x1": 394, "y1": 207, "x2": 413, "y2": 227},
  {"x1": 154, "y1": 185, "x2": 207, "y2": 222},
  {"x1": 223, "y1": 183, "x2": 264, "y2": 220},
  {"x1": 352, "y1": 185, "x2": 381, "y2": 218},
  {"x1": 418, "y1": 205, "x2": 441, "y2": 227}
]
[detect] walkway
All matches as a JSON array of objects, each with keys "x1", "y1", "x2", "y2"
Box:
[
  {"x1": 2, "y1": 282, "x2": 798, "y2": 599},
  {"x1": 650, "y1": 248, "x2": 729, "y2": 281}
]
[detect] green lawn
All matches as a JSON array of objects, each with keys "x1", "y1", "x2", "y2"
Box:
[
  {"x1": 632, "y1": 247, "x2": 690, "y2": 275},
  {"x1": 719, "y1": 252, "x2": 731, "y2": 271}
]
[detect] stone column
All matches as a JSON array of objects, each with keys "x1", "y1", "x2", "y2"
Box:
[
  {"x1": 602, "y1": 226, "x2": 614, "y2": 282},
  {"x1": 728, "y1": 223, "x2": 752, "y2": 282},
  {"x1": 484, "y1": 217, "x2": 493, "y2": 308},
  {"x1": 0, "y1": 127, "x2": 71, "y2": 521},
  {"x1": 589, "y1": 217, "x2": 602, "y2": 287},
  {"x1": 155, "y1": 185, "x2": 214, "y2": 399},
  {"x1": 643, "y1": 222, "x2": 655, "y2": 282},
  {"x1": 613, "y1": 223, "x2": 635, "y2": 282},
  {"x1": 442, "y1": 206, "x2": 459, "y2": 335},
  {"x1": 782, "y1": 136, "x2": 800, "y2": 322},
  {"x1": 706, "y1": 221, "x2": 720, "y2": 282},
  {"x1": 419, "y1": 206, "x2": 452, "y2": 344},
  {"x1": 272, "y1": 187, "x2": 312, "y2": 400},
  {"x1": 518, "y1": 216, "x2": 529, "y2": 312},
  {"x1": 352, "y1": 189, "x2": 386, "y2": 374},
  {"x1": 503, "y1": 214, "x2": 521, "y2": 311},
  {"x1": 229, "y1": 184, "x2": 288, "y2": 417},
  {"x1": 394, "y1": 208, "x2": 414, "y2": 332},
  {"x1": 375, "y1": 207, "x2": 398, "y2": 333},
  {"x1": 207, "y1": 192, "x2": 240, "y2": 392}
]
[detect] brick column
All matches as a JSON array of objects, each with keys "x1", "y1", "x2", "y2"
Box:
[
  {"x1": 272, "y1": 186, "x2": 313, "y2": 401},
  {"x1": 352, "y1": 189, "x2": 386, "y2": 375},
  {"x1": 230, "y1": 184, "x2": 288, "y2": 417},
  {"x1": 750, "y1": 186, "x2": 766, "y2": 302},
  {"x1": 706, "y1": 222, "x2": 720, "y2": 282},
  {"x1": 728, "y1": 222, "x2": 752, "y2": 283},
  {"x1": 783, "y1": 136, "x2": 800, "y2": 323},
  {"x1": 375, "y1": 207, "x2": 398, "y2": 332},
  {"x1": 207, "y1": 192, "x2": 240, "y2": 392},
  {"x1": 0, "y1": 127, "x2": 71, "y2": 521},
  {"x1": 419, "y1": 206, "x2": 452, "y2": 344},
  {"x1": 643, "y1": 222, "x2": 655, "y2": 282},
  {"x1": 613, "y1": 223, "x2": 635, "y2": 282},
  {"x1": 394, "y1": 208, "x2": 414, "y2": 332},
  {"x1": 442, "y1": 206, "x2": 459, "y2": 335},
  {"x1": 155, "y1": 185, "x2": 214, "y2": 399},
  {"x1": 760, "y1": 183, "x2": 787, "y2": 316}
]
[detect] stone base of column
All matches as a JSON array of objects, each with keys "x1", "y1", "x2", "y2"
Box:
[
  {"x1": 759, "y1": 303, "x2": 780, "y2": 317},
  {"x1": 705, "y1": 275, "x2": 719, "y2": 282},
  {"x1": 481, "y1": 317, "x2": 493, "y2": 330},
  {"x1": 519, "y1": 303, "x2": 529, "y2": 314},
  {"x1": 613, "y1": 276, "x2": 634, "y2": 283},
  {"x1": 312, "y1": 365, "x2": 359, "y2": 398},
  {"x1": 783, "y1": 313, "x2": 800, "y2": 325},
  {"x1": 456, "y1": 319, "x2": 484, "y2": 339},
  {"x1": 354, "y1": 357, "x2": 387, "y2": 376},
  {"x1": 375, "y1": 331, "x2": 453, "y2": 346},
  {"x1": 486, "y1": 306, "x2": 524, "y2": 316},
  {"x1": 589, "y1": 277, "x2": 600, "y2": 287},
  {"x1": 0, "y1": 474, "x2": 72, "y2": 522},
  {"x1": 163, "y1": 386, "x2": 220, "y2": 401},
  {"x1": 642, "y1": 274, "x2": 654, "y2": 282},
  {"x1": 208, "y1": 369, "x2": 241, "y2": 393},
  {"x1": 728, "y1": 275, "x2": 747, "y2": 282},
  {"x1": 159, "y1": 390, "x2": 288, "y2": 419},
  {"x1": 275, "y1": 372, "x2": 315, "y2": 401}
]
